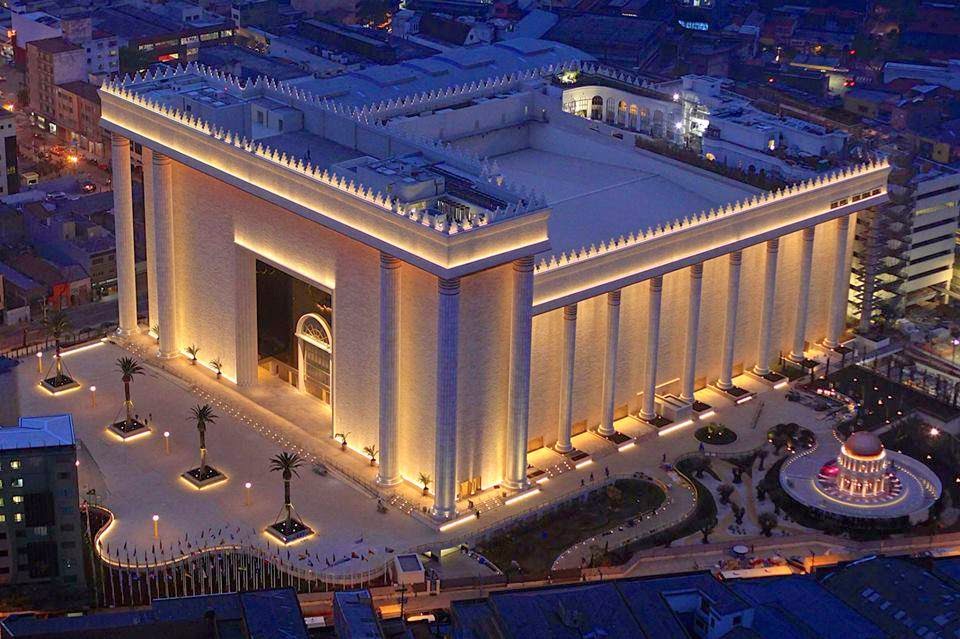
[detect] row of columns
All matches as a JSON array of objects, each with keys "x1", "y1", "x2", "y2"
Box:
[
  {"x1": 555, "y1": 216, "x2": 850, "y2": 448},
  {"x1": 111, "y1": 133, "x2": 178, "y2": 359}
]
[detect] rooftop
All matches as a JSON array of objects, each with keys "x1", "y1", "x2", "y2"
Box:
[
  {"x1": 29, "y1": 36, "x2": 81, "y2": 55},
  {"x1": 0, "y1": 414, "x2": 75, "y2": 451}
]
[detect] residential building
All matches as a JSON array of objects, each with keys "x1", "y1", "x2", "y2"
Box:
[
  {"x1": 231, "y1": 0, "x2": 282, "y2": 30},
  {"x1": 98, "y1": 39, "x2": 887, "y2": 517},
  {"x1": 1, "y1": 587, "x2": 309, "y2": 637},
  {"x1": 25, "y1": 36, "x2": 85, "y2": 134},
  {"x1": 55, "y1": 80, "x2": 109, "y2": 161},
  {"x1": 0, "y1": 108, "x2": 19, "y2": 197},
  {"x1": 0, "y1": 414, "x2": 85, "y2": 590}
]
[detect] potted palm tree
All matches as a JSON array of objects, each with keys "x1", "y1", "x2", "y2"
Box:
[
  {"x1": 181, "y1": 404, "x2": 226, "y2": 487},
  {"x1": 40, "y1": 311, "x2": 79, "y2": 392},
  {"x1": 363, "y1": 445, "x2": 378, "y2": 466},
  {"x1": 109, "y1": 357, "x2": 147, "y2": 437},
  {"x1": 151, "y1": 324, "x2": 160, "y2": 344},
  {"x1": 185, "y1": 345, "x2": 200, "y2": 364},
  {"x1": 418, "y1": 472, "x2": 432, "y2": 496},
  {"x1": 210, "y1": 358, "x2": 223, "y2": 379},
  {"x1": 335, "y1": 432, "x2": 349, "y2": 451},
  {"x1": 266, "y1": 451, "x2": 312, "y2": 543}
]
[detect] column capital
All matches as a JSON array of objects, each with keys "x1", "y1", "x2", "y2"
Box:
[
  {"x1": 767, "y1": 237, "x2": 780, "y2": 252},
  {"x1": 513, "y1": 255, "x2": 535, "y2": 272},
  {"x1": 607, "y1": 289, "x2": 621, "y2": 305},
  {"x1": 650, "y1": 275, "x2": 663, "y2": 291},
  {"x1": 729, "y1": 250, "x2": 743, "y2": 265},
  {"x1": 438, "y1": 277, "x2": 461, "y2": 295},
  {"x1": 802, "y1": 226, "x2": 816, "y2": 241},
  {"x1": 690, "y1": 262, "x2": 704, "y2": 279},
  {"x1": 111, "y1": 132, "x2": 129, "y2": 148},
  {"x1": 563, "y1": 303, "x2": 578, "y2": 321},
  {"x1": 380, "y1": 252, "x2": 401, "y2": 269},
  {"x1": 152, "y1": 151, "x2": 171, "y2": 166}
]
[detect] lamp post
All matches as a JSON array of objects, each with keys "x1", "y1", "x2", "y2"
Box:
[
  {"x1": 89, "y1": 385, "x2": 96, "y2": 408},
  {"x1": 952, "y1": 338, "x2": 959, "y2": 362},
  {"x1": 244, "y1": 482, "x2": 252, "y2": 507},
  {"x1": 152, "y1": 514, "x2": 159, "y2": 539},
  {"x1": 36, "y1": 351, "x2": 43, "y2": 373},
  {"x1": 163, "y1": 431, "x2": 170, "y2": 455}
]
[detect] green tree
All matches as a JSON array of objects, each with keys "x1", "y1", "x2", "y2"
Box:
[
  {"x1": 189, "y1": 404, "x2": 218, "y2": 473},
  {"x1": 269, "y1": 452, "x2": 304, "y2": 528},
  {"x1": 116, "y1": 357, "x2": 144, "y2": 427}
]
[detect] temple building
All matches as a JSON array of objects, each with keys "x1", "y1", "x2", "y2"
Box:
[
  {"x1": 835, "y1": 431, "x2": 889, "y2": 497},
  {"x1": 99, "y1": 39, "x2": 890, "y2": 520}
]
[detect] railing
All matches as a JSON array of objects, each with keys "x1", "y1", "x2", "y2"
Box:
[{"x1": 1, "y1": 325, "x2": 118, "y2": 360}]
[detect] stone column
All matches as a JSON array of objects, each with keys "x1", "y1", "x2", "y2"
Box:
[
  {"x1": 753, "y1": 239, "x2": 780, "y2": 376},
  {"x1": 111, "y1": 133, "x2": 138, "y2": 335},
  {"x1": 234, "y1": 247, "x2": 258, "y2": 386},
  {"x1": 680, "y1": 264, "x2": 704, "y2": 402},
  {"x1": 717, "y1": 251, "x2": 743, "y2": 390},
  {"x1": 824, "y1": 215, "x2": 851, "y2": 349},
  {"x1": 142, "y1": 147, "x2": 159, "y2": 334},
  {"x1": 598, "y1": 290, "x2": 622, "y2": 436},
  {"x1": 555, "y1": 303, "x2": 577, "y2": 453},
  {"x1": 377, "y1": 253, "x2": 401, "y2": 487},
  {"x1": 432, "y1": 277, "x2": 460, "y2": 520},
  {"x1": 640, "y1": 276, "x2": 663, "y2": 420},
  {"x1": 152, "y1": 152, "x2": 179, "y2": 358},
  {"x1": 504, "y1": 256, "x2": 535, "y2": 490},
  {"x1": 790, "y1": 227, "x2": 816, "y2": 361}
]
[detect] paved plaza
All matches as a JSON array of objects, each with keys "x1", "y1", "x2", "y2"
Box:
[{"x1": 11, "y1": 336, "x2": 848, "y2": 580}]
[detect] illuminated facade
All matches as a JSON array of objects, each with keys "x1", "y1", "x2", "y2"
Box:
[
  {"x1": 836, "y1": 431, "x2": 889, "y2": 497},
  {"x1": 100, "y1": 40, "x2": 890, "y2": 520}
]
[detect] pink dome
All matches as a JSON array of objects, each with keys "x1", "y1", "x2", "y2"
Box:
[{"x1": 844, "y1": 431, "x2": 884, "y2": 457}]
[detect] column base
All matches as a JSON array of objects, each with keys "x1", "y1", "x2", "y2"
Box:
[
  {"x1": 788, "y1": 351, "x2": 805, "y2": 363},
  {"x1": 639, "y1": 409, "x2": 656, "y2": 421},
  {"x1": 715, "y1": 379, "x2": 734, "y2": 391},
  {"x1": 752, "y1": 365, "x2": 770, "y2": 377},
  {"x1": 501, "y1": 478, "x2": 529, "y2": 491},
  {"x1": 430, "y1": 505, "x2": 457, "y2": 521},
  {"x1": 115, "y1": 326, "x2": 137, "y2": 337},
  {"x1": 157, "y1": 350, "x2": 180, "y2": 360},
  {"x1": 554, "y1": 442, "x2": 573, "y2": 454},
  {"x1": 376, "y1": 474, "x2": 402, "y2": 488},
  {"x1": 597, "y1": 425, "x2": 616, "y2": 437},
  {"x1": 822, "y1": 338, "x2": 839, "y2": 350}
]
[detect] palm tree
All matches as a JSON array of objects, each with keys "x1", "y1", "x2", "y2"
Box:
[
  {"x1": 717, "y1": 483, "x2": 735, "y2": 505},
  {"x1": 186, "y1": 345, "x2": 200, "y2": 364},
  {"x1": 418, "y1": 472, "x2": 432, "y2": 496},
  {"x1": 335, "y1": 431, "x2": 350, "y2": 451},
  {"x1": 363, "y1": 445, "x2": 378, "y2": 466},
  {"x1": 151, "y1": 324, "x2": 160, "y2": 344},
  {"x1": 189, "y1": 404, "x2": 218, "y2": 474},
  {"x1": 269, "y1": 452, "x2": 304, "y2": 529},
  {"x1": 210, "y1": 358, "x2": 223, "y2": 379},
  {"x1": 44, "y1": 311, "x2": 71, "y2": 380},
  {"x1": 758, "y1": 512, "x2": 778, "y2": 537},
  {"x1": 116, "y1": 357, "x2": 144, "y2": 427}
]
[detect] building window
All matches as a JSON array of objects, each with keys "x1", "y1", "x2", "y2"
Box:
[
  {"x1": 11, "y1": 496, "x2": 22, "y2": 504},
  {"x1": 9, "y1": 460, "x2": 20, "y2": 470},
  {"x1": 11, "y1": 479, "x2": 22, "y2": 488},
  {"x1": 14, "y1": 514, "x2": 22, "y2": 523}
]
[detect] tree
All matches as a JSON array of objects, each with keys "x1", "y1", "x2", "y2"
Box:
[
  {"x1": 717, "y1": 483, "x2": 735, "y2": 505},
  {"x1": 758, "y1": 512, "x2": 779, "y2": 537},
  {"x1": 269, "y1": 452, "x2": 304, "y2": 529},
  {"x1": 418, "y1": 472, "x2": 432, "y2": 496},
  {"x1": 688, "y1": 455, "x2": 711, "y2": 479},
  {"x1": 210, "y1": 358, "x2": 223, "y2": 379},
  {"x1": 363, "y1": 445, "x2": 378, "y2": 466},
  {"x1": 756, "y1": 449, "x2": 769, "y2": 471},
  {"x1": 44, "y1": 311, "x2": 71, "y2": 381},
  {"x1": 189, "y1": 404, "x2": 218, "y2": 474},
  {"x1": 732, "y1": 503, "x2": 745, "y2": 525},
  {"x1": 116, "y1": 357, "x2": 144, "y2": 427},
  {"x1": 700, "y1": 517, "x2": 717, "y2": 544}
]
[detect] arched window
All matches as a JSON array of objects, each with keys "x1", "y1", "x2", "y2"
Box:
[
  {"x1": 617, "y1": 100, "x2": 627, "y2": 125},
  {"x1": 295, "y1": 313, "x2": 332, "y2": 404},
  {"x1": 628, "y1": 104, "x2": 638, "y2": 129},
  {"x1": 590, "y1": 95, "x2": 603, "y2": 120}
]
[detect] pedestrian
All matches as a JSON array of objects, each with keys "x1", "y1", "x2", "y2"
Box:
[
  {"x1": 580, "y1": 479, "x2": 585, "y2": 487},
  {"x1": 662, "y1": 452, "x2": 667, "y2": 463},
  {"x1": 698, "y1": 442, "x2": 705, "y2": 453},
  {"x1": 604, "y1": 466, "x2": 610, "y2": 478},
  {"x1": 589, "y1": 472, "x2": 594, "y2": 482},
  {"x1": 149, "y1": 412, "x2": 153, "y2": 423},
  {"x1": 475, "y1": 510, "x2": 481, "y2": 519}
]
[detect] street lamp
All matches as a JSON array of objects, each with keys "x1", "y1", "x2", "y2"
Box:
[
  {"x1": 952, "y1": 338, "x2": 959, "y2": 362},
  {"x1": 36, "y1": 351, "x2": 42, "y2": 373},
  {"x1": 163, "y1": 431, "x2": 170, "y2": 454},
  {"x1": 89, "y1": 385, "x2": 96, "y2": 408},
  {"x1": 152, "y1": 514, "x2": 159, "y2": 539},
  {"x1": 930, "y1": 427, "x2": 940, "y2": 437},
  {"x1": 244, "y1": 482, "x2": 252, "y2": 506}
]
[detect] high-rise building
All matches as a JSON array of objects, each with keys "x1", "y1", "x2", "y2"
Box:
[{"x1": 0, "y1": 414, "x2": 86, "y2": 589}]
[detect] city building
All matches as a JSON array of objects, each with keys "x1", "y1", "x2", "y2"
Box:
[
  {"x1": 0, "y1": 414, "x2": 85, "y2": 589},
  {"x1": 55, "y1": 79, "x2": 110, "y2": 161},
  {"x1": 99, "y1": 39, "x2": 888, "y2": 521},
  {"x1": 0, "y1": 587, "x2": 309, "y2": 638},
  {"x1": 0, "y1": 108, "x2": 19, "y2": 197},
  {"x1": 25, "y1": 36, "x2": 86, "y2": 134}
]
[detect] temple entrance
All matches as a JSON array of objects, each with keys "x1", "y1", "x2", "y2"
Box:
[{"x1": 255, "y1": 260, "x2": 333, "y2": 405}]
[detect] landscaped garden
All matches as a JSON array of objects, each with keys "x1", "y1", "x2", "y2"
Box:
[
  {"x1": 475, "y1": 479, "x2": 665, "y2": 578},
  {"x1": 694, "y1": 422, "x2": 737, "y2": 445}
]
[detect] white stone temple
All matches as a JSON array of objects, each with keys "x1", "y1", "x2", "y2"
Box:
[
  {"x1": 100, "y1": 39, "x2": 890, "y2": 520},
  {"x1": 836, "y1": 431, "x2": 889, "y2": 498}
]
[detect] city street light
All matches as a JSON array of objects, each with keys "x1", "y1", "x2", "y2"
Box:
[
  {"x1": 89, "y1": 385, "x2": 96, "y2": 408},
  {"x1": 163, "y1": 431, "x2": 170, "y2": 454},
  {"x1": 152, "y1": 514, "x2": 159, "y2": 539},
  {"x1": 36, "y1": 351, "x2": 42, "y2": 372},
  {"x1": 952, "y1": 338, "x2": 959, "y2": 362},
  {"x1": 244, "y1": 482, "x2": 252, "y2": 506}
]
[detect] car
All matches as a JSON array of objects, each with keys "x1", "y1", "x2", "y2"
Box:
[
  {"x1": 45, "y1": 191, "x2": 67, "y2": 200},
  {"x1": 80, "y1": 181, "x2": 96, "y2": 193}
]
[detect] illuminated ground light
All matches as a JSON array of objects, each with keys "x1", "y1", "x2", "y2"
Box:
[
  {"x1": 575, "y1": 458, "x2": 594, "y2": 470},
  {"x1": 61, "y1": 340, "x2": 106, "y2": 357},
  {"x1": 438, "y1": 514, "x2": 475, "y2": 532},
  {"x1": 736, "y1": 395, "x2": 754, "y2": 405},
  {"x1": 698, "y1": 410, "x2": 716, "y2": 421},
  {"x1": 774, "y1": 380, "x2": 789, "y2": 390},
  {"x1": 536, "y1": 476, "x2": 551, "y2": 485},
  {"x1": 618, "y1": 441, "x2": 636, "y2": 452},
  {"x1": 658, "y1": 419, "x2": 694, "y2": 437},
  {"x1": 504, "y1": 488, "x2": 541, "y2": 506}
]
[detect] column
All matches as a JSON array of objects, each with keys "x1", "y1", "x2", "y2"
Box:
[
  {"x1": 717, "y1": 251, "x2": 743, "y2": 390},
  {"x1": 234, "y1": 247, "x2": 258, "y2": 386},
  {"x1": 598, "y1": 290, "x2": 621, "y2": 437},
  {"x1": 377, "y1": 253, "x2": 401, "y2": 487},
  {"x1": 640, "y1": 276, "x2": 663, "y2": 420},
  {"x1": 432, "y1": 277, "x2": 460, "y2": 520},
  {"x1": 753, "y1": 239, "x2": 780, "y2": 376},
  {"x1": 790, "y1": 227, "x2": 816, "y2": 361},
  {"x1": 680, "y1": 264, "x2": 704, "y2": 402},
  {"x1": 111, "y1": 133, "x2": 138, "y2": 335},
  {"x1": 555, "y1": 303, "x2": 577, "y2": 453},
  {"x1": 504, "y1": 257, "x2": 535, "y2": 490},
  {"x1": 824, "y1": 215, "x2": 851, "y2": 348},
  {"x1": 152, "y1": 152, "x2": 179, "y2": 358},
  {"x1": 142, "y1": 147, "x2": 159, "y2": 335}
]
